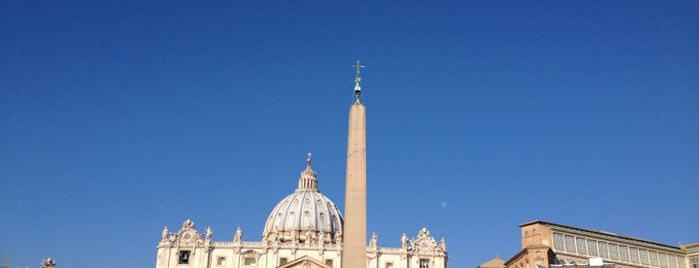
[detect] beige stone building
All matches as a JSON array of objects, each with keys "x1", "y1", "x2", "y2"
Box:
[
  {"x1": 154, "y1": 159, "x2": 447, "y2": 268},
  {"x1": 478, "y1": 255, "x2": 505, "y2": 268},
  {"x1": 499, "y1": 220, "x2": 698, "y2": 268},
  {"x1": 154, "y1": 65, "x2": 448, "y2": 268}
]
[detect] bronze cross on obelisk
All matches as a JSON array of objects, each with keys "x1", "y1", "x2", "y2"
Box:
[{"x1": 351, "y1": 60, "x2": 366, "y2": 99}]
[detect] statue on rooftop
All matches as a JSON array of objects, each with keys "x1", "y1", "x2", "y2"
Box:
[
  {"x1": 162, "y1": 226, "x2": 169, "y2": 241},
  {"x1": 206, "y1": 226, "x2": 213, "y2": 241},
  {"x1": 41, "y1": 257, "x2": 56, "y2": 268}
]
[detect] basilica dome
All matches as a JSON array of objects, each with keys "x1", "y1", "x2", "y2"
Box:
[{"x1": 262, "y1": 156, "x2": 344, "y2": 244}]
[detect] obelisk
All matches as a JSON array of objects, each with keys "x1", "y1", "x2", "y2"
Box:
[{"x1": 342, "y1": 60, "x2": 367, "y2": 268}]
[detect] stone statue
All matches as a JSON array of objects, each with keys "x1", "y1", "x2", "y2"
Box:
[
  {"x1": 206, "y1": 226, "x2": 213, "y2": 241},
  {"x1": 318, "y1": 232, "x2": 325, "y2": 245},
  {"x1": 291, "y1": 230, "x2": 298, "y2": 243},
  {"x1": 440, "y1": 237, "x2": 447, "y2": 251},
  {"x1": 401, "y1": 233, "x2": 408, "y2": 248},
  {"x1": 41, "y1": 257, "x2": 56, "y2": 268},
  {"x1": 334, "y1": 232, "x2": 342, "y2": 244},
  {"x1": 305, "y1": 229, "x2": 313, "y2": 245},
  {"x1": 370, "y1": 232, "x2": 378, "y2": 248},
  {"x1": 162, "y1": 226, "x2": 169, "y2": 241},
  {"x1": 234, "y1": 227, "x2": 242, "y2": 243},
  {"x1": 418, "y1": 227, "x2": 430, "y2": 239},
  {"x1": 183, "y1": 219, "x2": 194, "y2": 230}
]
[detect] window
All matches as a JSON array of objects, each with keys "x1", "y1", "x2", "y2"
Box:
[
  {"x1": 280, "y1": 258, "x2": 288, "y2": 265},
  {"x1": 630, "y1": 247, "x2": 640, "y2": 263},
  {"x1": 650, "y1": 251, "x2": 659, "y2": 266},
  {"x1": 640, "y1": 249, "x2": 649, "y2": 264},
  {"x1": 577, "y1": 238, "x2": 587, "y2": 255},
  {"x1": 599, "y1": 242, "x2": 608, "y2": 258},
  {"x1": 669, "y1": 255, "x2": 678, "y2": 268},
  {"x1": 689, "y1": 255, "x2": 699, "y2": 268},
  {"x1": 587, "y1": 240, "x2": 598, "y2": 257},
  {"x1": 386, "y1": 262, "x2": 394, "y2": 268},
  {"x1": 325, "y1": 259, "x2": 333, "y2": 267},
  {"x1": 244, "y1": 257, "x2": 256, "y2": 266},
  {"x1": 659, "y1": 253, "x2": 668, "y2": 268},
  {"x1": 619, "y1": 245, "x2": 629, "y2": 262},
  {"x1": 178, "y1": 251, "x2": 191, "y2": 264},
  {"x1": 420, "y1": 259, "x2": 430, "y2": 268},
  {"x1": 609, "y1": 244, "x2": 619, "y2": 260},
  {"x1": 565, "y1": 235, "x2": 576, "y2": 253},
  {"x1": 553, "y1": 233, "x2": 565, "y2": 251},
  {"x1": 217, "y1": 256, "x2": 226, "y2": 266}
]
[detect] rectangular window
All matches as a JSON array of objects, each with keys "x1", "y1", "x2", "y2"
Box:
[
  {"x1": 650, "y1": 251, "x2": 659, "y2": 266},
  {"x1": 553, "y1": 233, "x2": 565, "y2": 251},
  {"x1": 217, "y1": 256, "x2": 226, "y2": 266},
  {"x1": 565, "y1": 235, "x2": 576, "y2": 253},
  {"x1": 689, "y1": 255, "x2": 699, "y2": 268},
  {"x1": 659, "y1": 253, "x2": 668, "y2": 268},
  {"x1": 587, "y1": 240, "x2": 598, "y2": 257},
  {"x1": 640, "y1": 249, "x2": 649, "y2": 264},
  {"x1": 280, "y1": 258, "x2": 288, "y2": 265},
  {"x1": 244, "y1": 257, "x2": 256, "y2": 266},
  {"x1": 386, "y1": 262, "x2": 394, "y2": 268},
  {"x1": 670, "y1": 255, "x2": 678, "y2": 268},
  {"x1": 619, "y1": 245, "x2": 629, "y2": 262},
  {"x1": 630, "y1": 247, "x2": 639, "y2": 263},
  {"x1": 599, "y1": 242, "x2": 608, "y2": 258},
  {"x1": 179, "y1": 250, "x2": 191, "y2": 264},
  {"x1": 609, "y1": 244, "x2": 619, "y2": 260},
  {"x1": 577, "y1": 237, "x2": 587, "y2": 255},
  {"x1": 420, "y1": 259, "x2": 430, "y2": 268},
  {"x1": 325, "y1": 259, "x2": 333, "y2": 267}
]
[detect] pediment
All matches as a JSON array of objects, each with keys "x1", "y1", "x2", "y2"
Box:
[{"x1": 277, "y1": 255, "x2": 329, "y2": 268}]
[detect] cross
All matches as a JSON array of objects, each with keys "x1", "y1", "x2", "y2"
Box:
[
  {"x1": 351, "y1": 60, "x2": 366, "y2": 97},
  {"x1": 351, "y1": 60, "x2": 365, "y2": 77}
]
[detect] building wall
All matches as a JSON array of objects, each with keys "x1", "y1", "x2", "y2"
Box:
[
  {"x1": 511, "y1": 221, "x2": 696, "y2": 268},
  {"x1": 156, "y1": 222, "x2": 447, "y2": 268},
  {"x1": 505, "y1": 245, "x2": 556, "y2": 268}
]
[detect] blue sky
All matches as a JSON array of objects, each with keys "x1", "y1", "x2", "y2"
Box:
[{"x1": 1, "y1": 1, "x2": 698, "y2": 268}]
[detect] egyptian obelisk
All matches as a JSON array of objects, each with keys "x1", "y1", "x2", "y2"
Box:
[{"x1": 342, "y1": 60, "x2": 367, "y2": 268}]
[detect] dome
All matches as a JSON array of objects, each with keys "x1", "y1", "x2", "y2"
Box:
[{"x1": 262, "y1": 155, "x2": 344, "y2": 245}]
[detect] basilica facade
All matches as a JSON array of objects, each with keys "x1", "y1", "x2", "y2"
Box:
[{"x1": 154, "y1": 157, "x2": 448, "y2": 268}]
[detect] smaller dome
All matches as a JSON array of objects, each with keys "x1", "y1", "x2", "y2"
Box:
[{"x1": 262, "y1": 155, "x2": 344, "y2": 245}]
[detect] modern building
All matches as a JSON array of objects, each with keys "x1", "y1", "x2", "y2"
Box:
[
  {"x1": 154, "y1": 65, "x2": 448, "y2": 268},
  {"x1": 499, "y1": 220, "x2": 698, "y2": 268}
]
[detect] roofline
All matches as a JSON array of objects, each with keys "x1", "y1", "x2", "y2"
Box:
[
  {"x1": 680, "y1": 242, "x2": 699, "y2": 248},
  {"x1": 504, "y1": 248, "x2": 528, "y2": 266},
  {"x1": 520, "y1": 220, "x2": 680, "y2": 250},
  {"x1": 504, "y1": 245, "x2": 550, "y2": 266}
]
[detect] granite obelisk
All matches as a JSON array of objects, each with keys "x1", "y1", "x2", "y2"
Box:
[{"x1": 342, "y1": 60, "x2": 367, "y2": 268}]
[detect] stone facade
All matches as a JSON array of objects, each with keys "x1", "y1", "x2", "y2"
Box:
[
  {"x1": 499, "y1": 220, "x2": 697, "y2": 268},
  {"x1": 154, "y1": 142, "x2": 448, "y2": 268},
  {"x1": 154, "y1": 161, "x2": 449, "y2": 268}
]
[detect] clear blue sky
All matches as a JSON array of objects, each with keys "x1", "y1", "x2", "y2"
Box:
[{"x1": 1, "y1": 1, "x2": 698, "y2": 268}]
